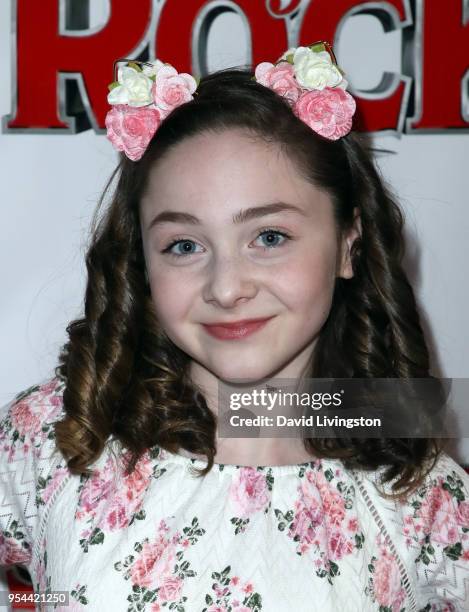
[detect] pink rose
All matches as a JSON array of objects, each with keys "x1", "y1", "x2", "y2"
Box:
[
  {"x1": 131, "y1": 540, "x2": 163, "y2": 588},
  {"x1": 76, "y1": 456, "x2": 119, "y2": 520},
  {"x1": 158, "y1": 576, "x2": 183, "y2": 602},
  {"x1": 418, "y1": 484, "x2": 461, "y2": 545},
  {"x1": 77, "y1": 475, "x2": 108, "y2": 517},
  {"x1": 289, "y1": 506, "x2": 317, "y2": 545},
  {"x1": 0, "y1": 532, "x2": 31, "y2": 565},
  {"x1": 105, "y1": 104, "x2": 161, "y2": 161},
  {"x1": 130, "y1": 537, "x2": 176, "y2": 588},
  {"x1": 327, "y1": 529, "x2": 354, "y2": 560},
  {"x1": 314, "y1": 471, "x2": 346, "y2": 527},
  {"x1": 293, "y1": 86, "x2": 356, "y2": 140},
  {"x1": 153, "y1": 65, "x2": 197, "y2": 118},
  {"x1": 347, "y1": 517, "x2": 358, "y2": 532},
  {"x1": 40, "y1": 379, "x2": 60, "y2": 395},
  {"x1": 301, "y1": 476, "x2": 325, "y2": 517},
  {"x1": 229, "y1": 468, "x2": 270, "y2": 518},
  {"x1": 254, "y1": 61, "x2": 302, "y2": 104},
  {"x1": 457, "y1": 500, "x2": 469, "y2": 528},
  {"x1": 103, "y1": 499, "x2": 129, "y2": 531},
  {"x1": 11, "y1": 400, "x2": 42, "y2": 438},
  {"x1": 373, "y1": 549, "x2": 406, "y2": 610}
]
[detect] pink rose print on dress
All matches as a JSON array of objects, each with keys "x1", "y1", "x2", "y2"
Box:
[
  {"x1": 288, "y1": 476, "x2": 325, "y2": 551},
  {"x1": 314, "y1": 470, "x2": 347, "y2": 528},
  {"x1": 417, "y1": 481, "x2": 461, "y2": 545},
  {"x1": 76, "y1": 450, "x2": 155, "y2": 552},
  {"x1": 130, "y1": 535, "x2": 176, "y2": 589},
  {"x1": 0, "y1": 380, "x2": 68, "y2": 569},
  {"x1": 254, "y1": 61, "x2": 302, "y2": 104},
  {"x1": 76, "y1": 465, "x2": 115, "y2": 520},
  {"x1": 457, "y1": 500, "x2": 469, "y2": 527},
  {"x1": 105, "y1": 104, "x2": 161, "y2": 161},
  {"x1": 366, "y1": 537, "x2": 406, "y2": 612},
  {"x1": 327, "y1": 529, "x2": 355, "y2": 560},
  {"x1": 104, "y1": 499, "x2": 129, "y2": 531},
  {"x1": 114, "y1": 516, "x2": 206, "y2": 609},
  {"x1": 293, "y1": 86, "x2": 356, "y2": 140},
  {"x1": 3, "y1": 379, "x2": 64, "y2": 462},
  {"x1": 404, "y1": 470, "x2": 469, "y2": 565},
  {"x1": 228, "y1": 467, "x2": 271, "y2": 534},
  {"x1": 10, "y1": 400, "x2": 42, "y2": 439},
  {"x1": 0, "y1": 530, "x2": 31, "y2": 565},
  {"x1": 274, "y1": 465, "x2": 364, "y2": 585},
  {"x1": 158, "y1": 575, "x2": 184, "y2": 602}
]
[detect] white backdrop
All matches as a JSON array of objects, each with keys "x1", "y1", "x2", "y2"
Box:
[{"x1": 0, "y1": 0, "x2": 468, "y2": 464}]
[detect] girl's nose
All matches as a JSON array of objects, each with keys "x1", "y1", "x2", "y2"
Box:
[{"x1": 202, "y1": 254, "x2": 258, "y2": 308}]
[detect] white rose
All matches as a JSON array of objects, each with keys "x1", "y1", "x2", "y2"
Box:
[
  {"x1": 107, "y1": 66, "x2": 153, "y2": 107},
  {"x1": 292, "y1": 46, "x2": 343, "y2": 90},
  {"x1": 142, "y1": 59, "x2": 165, "y2": 77}
]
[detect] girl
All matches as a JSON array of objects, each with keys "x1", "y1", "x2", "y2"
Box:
[{"x1": 1, "y1": 42, "x2": 468, "y2": 611}]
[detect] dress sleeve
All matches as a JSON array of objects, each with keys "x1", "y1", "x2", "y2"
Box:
[
  {"x1": 0, "y1": 378, "x2": 66, "y2": 570},
  {"x1": 408, "y1": 452, "x2": 469, "y2": 611}
]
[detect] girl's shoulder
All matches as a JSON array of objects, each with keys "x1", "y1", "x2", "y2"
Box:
[
  {"x1": 0, "y1": 376, "x2": 69, "y2": 569},
  {"x1": 357, "y1": 449, "x2": 469, "y2": 508},
  {"x1": 352, "y1": 451, "x2": 469, "y2": 609},
  {"x1": 354, "y1": 449, "x2": 469, "y2": 541},
  {"x1": 0, "y1": 376, "x2": 67, "y2": 468}
]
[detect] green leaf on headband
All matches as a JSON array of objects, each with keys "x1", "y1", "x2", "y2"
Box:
[
  {"x1": 127, "y1": 61, "x2": 142, "y2": 72},
  {"x1": 108, "y1": 81, "x2": 120, "y2": 91},
  {"x1": 284, "y1": 53, "x2": 294, "y2": 64},
  {"x1": 310, "y1": 42, "x2": 326, "y2": 54},
  {"x1": 194, "y1": 75, "x2": 201, "y2": 87}
]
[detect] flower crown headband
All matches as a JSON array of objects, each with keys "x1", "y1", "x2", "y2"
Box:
[{"x1": 105, "y1": 41, "x2": 356, "y2": 162}]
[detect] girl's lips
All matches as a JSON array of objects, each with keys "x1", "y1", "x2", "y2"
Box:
[{"x1": 202, "y1": 316, "x2": 275, "y2": 340}]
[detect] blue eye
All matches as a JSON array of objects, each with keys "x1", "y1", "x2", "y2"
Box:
[
  {"x1": 162, "y1": 239, "x2": 202, "y2": 257},
  {"x1": 255, "y1": 229, "x2": 291, "y2": 249},
  {"x1": 161, "y1": 228, "x2": 292, "y2": 258}
]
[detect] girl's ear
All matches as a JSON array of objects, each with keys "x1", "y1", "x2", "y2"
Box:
[{"x1": 338, "y1": 207, "x2": 362, "y2": 279}]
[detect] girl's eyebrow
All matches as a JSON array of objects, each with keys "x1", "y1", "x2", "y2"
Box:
[{"x1": 147, "y1": 201, "x2": 308, "y2": 231}]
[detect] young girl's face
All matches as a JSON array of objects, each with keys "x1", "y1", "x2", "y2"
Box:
[{"x1": 139, "y1": 128, "x2": 358, "y2": 384}]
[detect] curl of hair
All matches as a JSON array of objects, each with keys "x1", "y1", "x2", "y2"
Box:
[{"x1": 54, "y1": 67, "x2": 445, "y2": 501}]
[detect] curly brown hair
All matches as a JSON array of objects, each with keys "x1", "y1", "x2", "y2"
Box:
[{"x1": 54, "y1": 67, "x2": 446, "y2": 501}]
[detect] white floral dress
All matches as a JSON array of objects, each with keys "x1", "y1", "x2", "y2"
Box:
[{"x1": 1, "y1": 377, "x2": 468, "y2": 612}]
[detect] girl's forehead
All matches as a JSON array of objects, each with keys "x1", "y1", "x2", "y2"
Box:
[
  {"x1": 142, "y1": 129, "x2": 323, "y2": 211},
  {"x1": 150, "y1": 129, "x2": 285, "y2": 178}
]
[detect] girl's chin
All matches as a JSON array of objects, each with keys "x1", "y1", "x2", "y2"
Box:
[{"x1": 211, "y1": 365, "x2": 283, "y2": 385}]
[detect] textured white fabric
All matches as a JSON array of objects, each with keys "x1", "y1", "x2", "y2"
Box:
[{"x1": 1, "y1": 378, "x2": 468, "y2": 611}]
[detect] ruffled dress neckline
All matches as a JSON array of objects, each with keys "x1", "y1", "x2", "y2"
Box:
[{"x1": 156, "y1": 446, "x2": 322, "y2": 475}]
